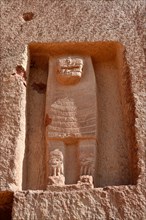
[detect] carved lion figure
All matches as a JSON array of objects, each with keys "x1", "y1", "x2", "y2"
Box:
[
  {"x1": 80, "y1": 153, "x2": 95, "y2": 176},
  {"x1": 49, "y1": 149, "x2": 64, "y2": 176}
]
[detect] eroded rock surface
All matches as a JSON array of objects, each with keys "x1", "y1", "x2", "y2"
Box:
[{"x1": 0, "y1": 0, "x2": 145, "y2": 219}]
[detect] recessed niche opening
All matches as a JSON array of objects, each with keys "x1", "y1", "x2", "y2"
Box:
[{"x1": 22, "y1": 42, "x2": 138, "y2": 190}]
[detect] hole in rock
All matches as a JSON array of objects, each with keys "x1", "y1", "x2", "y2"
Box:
[
  {"x1": 15, "y1": 65, "x2": 26, "y2": 80},
  {"x1": 22, "y1": 12, "x2": 34, "y2": 21}
]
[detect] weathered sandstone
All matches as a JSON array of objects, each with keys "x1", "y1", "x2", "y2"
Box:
[{"x1": 0, "y1": 0, "x2": 145, "y2": 219}]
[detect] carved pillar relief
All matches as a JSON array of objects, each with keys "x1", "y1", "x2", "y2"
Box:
[{"x1": 45, "y1": 56, "x2": 97, "y2": 187}]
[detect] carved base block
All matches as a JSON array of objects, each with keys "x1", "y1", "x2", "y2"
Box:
[
  {"x1": 47, "y1": 175, "x2": 65, "y2": 187},
  {"x1": 77, "y1": 175, "x2": 94, "y2": 187}
]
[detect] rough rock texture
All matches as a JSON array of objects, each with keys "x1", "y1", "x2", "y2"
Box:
[
  {"x1": 12, "y1": 186, "x2": 145, "y2": 220},
  {"x1": 0, "y1": 0, "x2": 145, "y2": 219}
]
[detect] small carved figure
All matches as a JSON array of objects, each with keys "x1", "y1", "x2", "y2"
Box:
[
  {"x1": 47, "y1": 149, "x2": 65, "y2": 186},
  {"x1": 78, "y1": 175, "x2": 93, "y2": 186},
  {"x1": 49, "y1": 149, "x2": 64, "y2": 176},
  {"x1": 56, "y1": 57, "x2": 83, "y2": 85},
  {"x1": 80, "y1": 153, "x2": 95, "y2": 176}
]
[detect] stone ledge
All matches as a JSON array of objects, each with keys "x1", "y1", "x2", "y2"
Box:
[{"x1": 12, "y1": 185, "x2": 145, "y2": 220}]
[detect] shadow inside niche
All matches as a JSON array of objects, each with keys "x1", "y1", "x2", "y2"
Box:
[{"x1": 0, "y1": 191, "x2": 13, "y2": 220}]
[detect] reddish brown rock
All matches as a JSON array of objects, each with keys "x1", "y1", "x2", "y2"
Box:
[{"x1": 0, "y1": 0, "x2": 145, "y2": 219}]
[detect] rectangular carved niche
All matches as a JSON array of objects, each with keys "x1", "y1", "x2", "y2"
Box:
[{"x1": 22, "y1": 42, "x2": 138, "y2": 190}]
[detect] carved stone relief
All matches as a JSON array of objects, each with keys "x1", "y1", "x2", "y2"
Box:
[
  {"x1": 80, "y1": 153, "x2": 95, "y2": 176},
  {"x1": 56, "y1": 57, "x2": 83, "y2": 85},
  {"x1": 25, "y1": 43, "x2": 135, "y2": 190},
  {"x1": 47, "y1": 149, "x2": 65, "y2": 186},
  {"x1": 45, "y1": 55, "x2": 97, "y2": 187}
]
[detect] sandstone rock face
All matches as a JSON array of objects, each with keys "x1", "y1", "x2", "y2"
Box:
[
  {"x1": 12, "y1": 187, "x2": 146, "y2": 220},
  {"x1": 0, "y1": 0, "x2": 145, "y2": 219}
]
